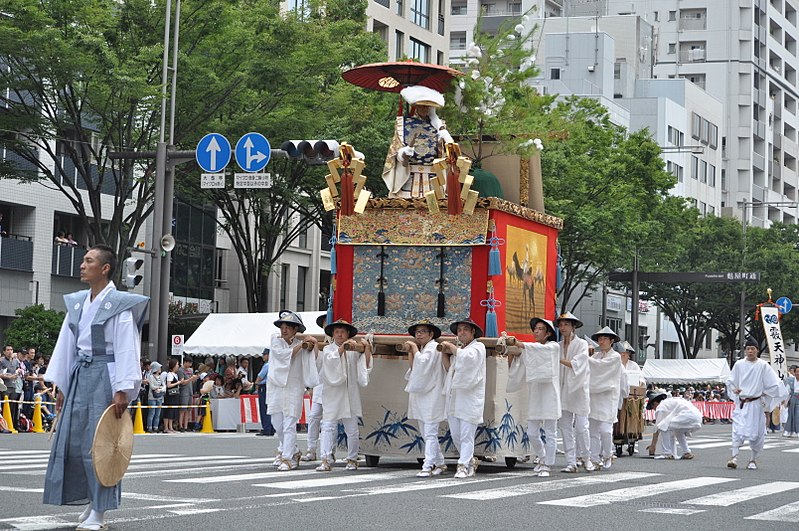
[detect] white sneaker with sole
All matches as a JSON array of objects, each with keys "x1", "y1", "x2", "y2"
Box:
[
  {"x1": 747, "y1": 460, "x2": 757, "y2": 470},
  {"x1": 431, "y1": 464, "x2": 447, "y2": 476},
  {"x1": 301, "y1": 450, "x2": 317, "y2": 462},
  {"x1": 416, "y1": 468, "x2": 433, "y2": 478},
  {"x1": 561, "y1": 464, "x2": 578, "y2": 473},
  {"x1": 454, "y1": 464, "x2": 468, "y2": 479},
  {"x1": 537, "y1": 466, "x2": 551, "y2": 478}
]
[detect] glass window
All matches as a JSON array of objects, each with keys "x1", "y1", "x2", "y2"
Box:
[
  {"x1": 410, "y1": 37, "x2": 430, "y2": 63},
  {"x1": 550, "y1": 68, "x2": 560, "y2": 80},
  {"x1": 296, "y1": 266, "x2": 308, "y2": 312},
  {"x1": 395, "y1": 30, "x2": 405, "y2": 58},
  {"x1": 411, "y1": 0, "x2": 430, "y2": 29},
  {"x1": 280, "y1": 263, "x2": 290, "y2": 309}
]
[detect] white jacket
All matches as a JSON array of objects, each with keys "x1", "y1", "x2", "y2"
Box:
[
  {"x1": 444, "y1": 339, "x2": 486, "y2": 425},
  {"x1": 559, "y1": 334, "x2": 590, "y2": 417},
  {"x1": 405, "y1": 340, "x2": 447, "y2": 424},
  {"x1": 318, "y1": 342, "x2": 371, "y2": 421},
  {"x1": 507, "y1": 341, "x2": 561, "y2": 421}
]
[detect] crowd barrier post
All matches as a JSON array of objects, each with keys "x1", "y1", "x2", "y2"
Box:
[
  {"x1": 31, "y1": 395, "x2": 44, "y2": 433},
  {"x1": 133, "y1": 402, "x2": 146, "y2": 435},
  {"x1": 2, "y1": 398, "x2": 17, "y2": 434},
  {"x1": 200, "y1": 401, "x2": 214, "y2": 433}
]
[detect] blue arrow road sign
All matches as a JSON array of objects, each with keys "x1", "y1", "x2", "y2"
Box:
[
  {"x1": 776, "y1": 296, "x2": 793, "y2": 314},
  {"x1": 235, "y1": 132, "x2": 271, "y2": 172},
  {"x1": 196, "y1": 133, "x2": 232, "y2": 173}
]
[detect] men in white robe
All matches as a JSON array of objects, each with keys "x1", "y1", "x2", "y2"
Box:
[
  {"x1": 316, "y1": 320, "x2": 372, "y2": 472},
  {"x1": 647, "y1": 390, "x2": 702, "y2": 460},
  {"x1": 620, "y1": 342, "x2": 646, "y2": 391},
  {"x1": 588, "y1": 327, "x2": 624, "y2": 470},
  {"x1": 555, "y1": 312, "x2": 594, "y2": 473},
  {"x1": 404, "y1": 319, "x2": 447, "y2": 478},
  {"x1": 726, "y1": 337, "x2": 788, "y2": 470},
  {"x1": 267, "y1": 310, "x2": 319, "y2": 471},
  {"x1": 507, "y1": 318, "x2": 561, "y2": 477},
  {"x1": 440, "y1": 318, "x2": 486, "y2": 479},
  {"x1": 43, "y1": 245, "x2": 148, "y2": 531},
  {"x1": 302, "y1": 314, "x2": 329, "y2": 462}
]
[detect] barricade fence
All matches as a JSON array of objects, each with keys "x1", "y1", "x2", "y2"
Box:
[{"x1": 643, "y1": 401, "x2": 735, "y2": 422}]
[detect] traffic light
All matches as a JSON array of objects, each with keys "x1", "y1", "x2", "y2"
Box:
[
  {"x1": 280, "y1": 140, "x2": 340, "y2": 165},
  {"x1": 122, "y1": 257, "x2": 144, "y2": 288}
]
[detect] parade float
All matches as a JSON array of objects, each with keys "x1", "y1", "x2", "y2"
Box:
[{"x1": 319, "y1": 61, "x2": 563, "y2": 467}]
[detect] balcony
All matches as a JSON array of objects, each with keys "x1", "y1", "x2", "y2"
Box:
[
  {"x1": 680, "y1": 48, "x2": 706, "y2": 63},
  {"x1": 0, "y1": 235, "x2": 33, "y2": 272},
  {"x1": 52, "y1": 243, "x2": 86, "y2": 278}
]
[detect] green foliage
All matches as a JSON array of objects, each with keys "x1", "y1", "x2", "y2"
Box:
[
  {"x1": 3, "y1": 305, "x2": 65, "y2": 356},
  {"x1": 168, "y1": 300, "x2": 202, "y2": 339},
  {"x1": 439, "y1": 8, "x2": 547, "y2": 165},
  {"x1": 539, "y1": 96, "x2": 685, "y2": 313}
]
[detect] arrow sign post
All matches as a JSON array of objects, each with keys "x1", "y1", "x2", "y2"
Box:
[
  {"x1": 196, "y1": 133, "x2": 232, "y2": 173},
  {"x1": 776, "y1": 296, "x2": 793, "y2": 314},
  {"x1": 235, "y1": 132, "x2": 271, "y2": 172}
]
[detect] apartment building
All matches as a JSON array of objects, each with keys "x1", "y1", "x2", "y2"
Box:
[
  {"x1": 580, "y1": 0, "x2": 799, "y2": 226},
  {"x1": 284, "y1": 0, "x2": 450, "y2": 63}
]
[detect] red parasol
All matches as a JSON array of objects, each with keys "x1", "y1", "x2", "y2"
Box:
[{"x1": 342, "y1": 60, "x2": 464, "y2": 94}]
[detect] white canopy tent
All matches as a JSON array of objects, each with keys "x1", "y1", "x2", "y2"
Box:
[
  {"x1": 642, "y1": 358, "x2": 732, "y2": 385},
  {"x1": 183, "y1": 312, "x2": 327, "y2": 357}
]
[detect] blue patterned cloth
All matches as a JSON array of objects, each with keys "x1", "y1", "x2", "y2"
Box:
[{"x1": 404, "y1": 116, "x2": 440, "y2": 165}]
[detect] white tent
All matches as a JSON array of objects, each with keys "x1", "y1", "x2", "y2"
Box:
[
  {"x1": 183, "y1": 312, "x2": 327, "y2": 357},
  {"x1": 642, "y1": 358, "x2": 732, "y2": 385}
]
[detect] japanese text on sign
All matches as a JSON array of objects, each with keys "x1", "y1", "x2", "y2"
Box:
[
  {"x1": 234, "y1": 173, "x2": 271, "y2": 189},
  {"x1": 201, "y1": 173, "x2": 225, "y2": 188},
  {"x1": 761, "y1": 306, "x2": 787, "y2": 379}
]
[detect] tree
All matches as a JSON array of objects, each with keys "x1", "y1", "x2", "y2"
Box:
[
  {"x1": 3, "y1": 305, "x2": 65, "y2": 356},
  {"x1": 0, "y1": 0, "x2": 280, "y2": 284},
  {"x1": 174, "y1": 1, "x2": 389, "y2": 312},
  {"x1": 539, "y1": 97, "x2": 686, "y2": 314},
  {"x1": 440, "y1": 9, "x2": 548, "y2": 166}
]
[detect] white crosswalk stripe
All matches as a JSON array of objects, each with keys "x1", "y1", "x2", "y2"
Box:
[
  {"x1": 746, "y1": 499, "x2": 799, "y2": 522},
  {"x1": 538, "y1": 476, "x2": 738, "y2": 508},
  {"x1": 683, "y1": 481, "x2": 799, "y2": 506}
]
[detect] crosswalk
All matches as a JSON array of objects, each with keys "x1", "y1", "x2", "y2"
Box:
[{"x1": 3, "y1": 439, "x2": 799, "y2": 528}]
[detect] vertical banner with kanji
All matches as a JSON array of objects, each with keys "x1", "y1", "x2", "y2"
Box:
[{"x1": 761, "y1": 306, "x2": 788, "y2": 379}]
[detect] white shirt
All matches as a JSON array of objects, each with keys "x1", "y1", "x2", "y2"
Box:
[
  {"x1": 405, "y1": 340, "x2": 446, "y2": 424},
  {"x1": 444, "y1": 339, "x2": 486, "y2": 425}
]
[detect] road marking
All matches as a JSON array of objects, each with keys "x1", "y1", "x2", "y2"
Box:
[
  {"x1": 688, "y1": 441, "x2": 782, "y2": 450},
  {"x1": 297, "y1": 473, "x2": 521, "y2": 502},
  {"x1": 167, "y1": 508, "x2": 224, "y2": 516},
  {"x1": 0, "y1": 455, "x2": 245, "y2": 471},
  {"x1": 166, "y1": 469, "x2": 319, "y2": 483},
  {"x1": 122, "y1": 492, "x2": 219, "y2": 503},
  {"x1": 683, "y1": 481, "x2": 799, "y2": 506},
  {"x1": 255, "y1": 471, "x2": 411, "y2": 490},
  {"x1": 746, "y1": 499, "x2": 799, "y2": 522},
  {"x1": 444, "y1": 472, "x2": 660, "y2": 501},
  {"x1": 0, "y1": 515, "x2": 75, "y2": 530},
  {"x1": 538, "y1": 476, "x2": 737, "y2": 508},
  {"x1": 640, "y1": 507, "x2": 705, "y2": 515}
]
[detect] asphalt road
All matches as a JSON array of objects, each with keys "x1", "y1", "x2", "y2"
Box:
[{"x1": 1, "y1": 423, "x2": 798, "y2": 530}]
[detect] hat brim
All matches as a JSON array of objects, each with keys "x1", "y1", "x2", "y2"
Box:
[
  {"x1": 591, "y1": 332, "x2": 621, "y2": 343},
  {"x1": 274, "y1": 319, "x2": 306, "y2": 333},
  {"x1": 92, "y1": 406, "x2": 134, "y2": 487},
  {"x1": 324, "y1": 322, "x2": 358, "y2": 338},
  {"x1": 408, "y1": 322, "x2": 442, "y2": 339},
  {"x1": 449, "y1": 320, "x2": 483, "y2": 339},
  {"x1": 316, "y1": 314, "x2": 327, "y2": 328},
  {"x1": 554, "y1": 317, "x2": 583, "y2": 329},
  {"x1": 529, "y1": 318, "x2": 556, "y2": 338},
  {"x1": 646, "y1": 392, "x2": 668, "y2": 409}
]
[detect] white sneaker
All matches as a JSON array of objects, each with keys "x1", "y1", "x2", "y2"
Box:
[
  {"x1": 431, "y1": 464, "x2": 447, "y2": 476},
  {"x1": 537, "y1": 466, "x2": 551, "y2": 478},
  {"x1": 272, "y1": 453, "x2": 282, "y2": 467},
  {"x1": 747, "y1": 460, "x2": 757, "y2": 470},
  {"x1": 454, "y1": 464, "x2": 468, "y2": 479},
  {"x1": 466, "y1": 464, "x2": 476, "y2": 478},
  {"x1": 726, "y1": 457, "x2": 738, "y2": 469},
  {"x1": 783, "y1": 431, "x2": 791, "y2": 437},
  {"x1": 561, "y1": 464, "x2": 578, "y2": 473},
  {"x1": 602, "y1": 457, "x2": 612, "y2": 470},
  {"x1": 531, "y1": 456, "x2": 541, "y2": 466},
  {"x1": 315, "y1": 460, "x2": 332, "y2": 472},
  {"x1": 533, "y1": 463, "x2": 544, "y2": 473},
  {"x1": 416, "y1": 468, "x2": 433, "y2": 478},
  {"x1": 654, "y1": 454, "x2": 675, "y2": 460},
  {"x1": 301, "y1": 450, "x2": 317, "y2": 462},
  {"x1": 583, "y1": 460, "x2": 596, "y2": 472},
  {"x1": 277, "y1": 458, "x2": 297, "y2": 471},
  {"x1": 345, "y1": 459, "x2": 358, "y2": 471}
]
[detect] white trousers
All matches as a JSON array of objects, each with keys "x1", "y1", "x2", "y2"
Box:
[
  {"x1": 588, "y1": 419, "x2": 613, "y2": 461},
  {"x1": 306, "y1": 401, "x2": 323, "y2": 451},
  {"x1": 271, "y1": 412, "x2": 299, "y2": 459},
  {"x1": 660, "y1": 428, "x2": 691, "y2": 457},
  {"x1": 421, "y1": 421, "x2": 444, "y2": 469},
  {"x1": 558, "y1": 410, "x2": 590, "y2": 466},
  {"x1": 732, "y1": 429, "x2": 765, "y2": 459},
  {"x1": 528, "y1": 419, "x2": 558, "y2": 466},
  {"x1": 321, "y1": 417, "x2": 359, "y2": 461},
  {"x1": 448, "y1": 417, "x2": 477, "y2": 466}
]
